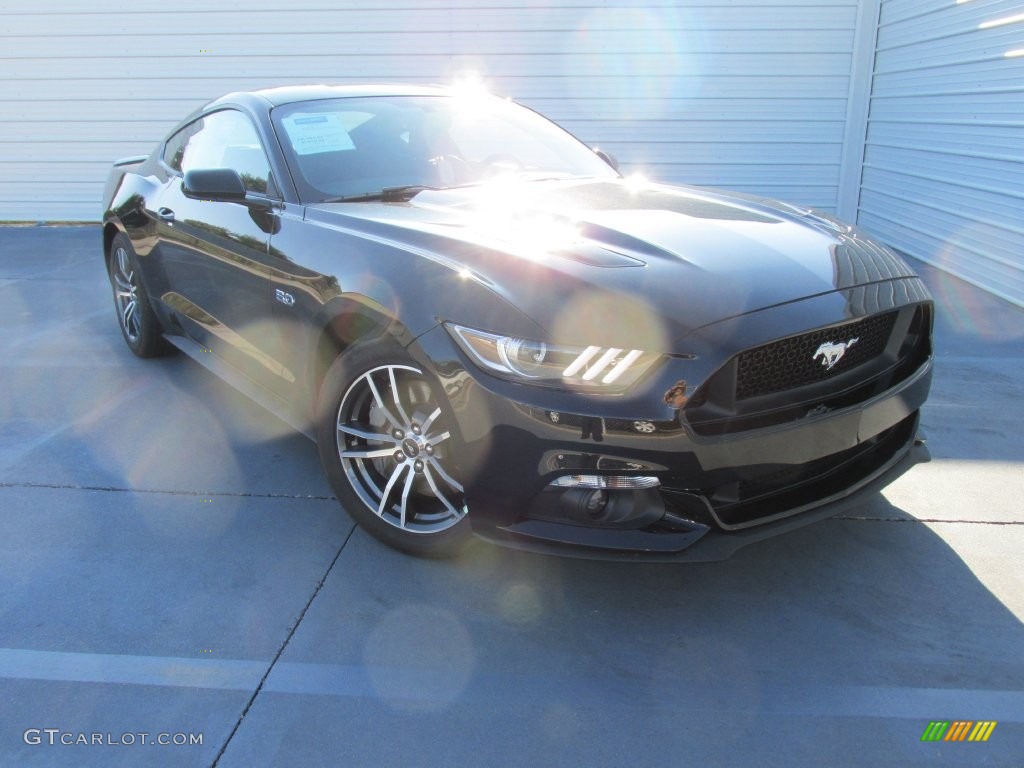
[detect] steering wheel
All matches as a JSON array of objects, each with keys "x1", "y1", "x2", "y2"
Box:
[{"x1": 428, "y1": 154, "x2": 474, "y2": 185}]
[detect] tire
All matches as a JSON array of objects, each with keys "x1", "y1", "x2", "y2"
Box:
[
  {"x1": 316, "y1": 338, "x2": 471, "y2": 557},
  {"x1": 107, "y1": 233, "x2": 172, "y2": 358}
]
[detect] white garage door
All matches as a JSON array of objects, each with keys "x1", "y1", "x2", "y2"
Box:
[
  {"x1": 858, "y1": 0, "x2": 1024, "y2": 307},
  {"x1": 0, "y1": 0, "x2": 859, "y2": 222}
]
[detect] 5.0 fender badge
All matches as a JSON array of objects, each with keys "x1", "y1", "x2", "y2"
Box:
[
  {"x1": 813, "y1": 337, "x2": 859, "y2": 370},
  {"x1": 274, "y1": 288, "x2": 296, "y2": 307}
]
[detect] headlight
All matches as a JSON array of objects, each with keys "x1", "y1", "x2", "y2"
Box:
[{"x1": 447, "y1": 323, "x2": 661, "y2": 392}]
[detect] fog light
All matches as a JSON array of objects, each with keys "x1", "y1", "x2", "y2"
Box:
[
  {"x1": 549, "y1": 474, "x2": 660, "y2": 490},
  {"x1": 583, "y1": 489, "x2": 608, "y2": 517}
]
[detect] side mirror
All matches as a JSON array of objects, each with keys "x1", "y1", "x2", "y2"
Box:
[
  {"x1": 182, "y1": 168, "x2": 247, "y2": 202},
  {"x1": 594, "y1": 148, "x2": 619, "y2": 172}
]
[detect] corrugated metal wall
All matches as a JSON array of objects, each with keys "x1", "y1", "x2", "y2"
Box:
[
  {"x1": 0, "y1": 0, "x2": 859, "y2": 222},
  {"x1": 858, "y1": 0, "x2": 1024, "y2": 307}
]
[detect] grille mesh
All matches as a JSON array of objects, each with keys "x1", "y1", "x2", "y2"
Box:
[{"x1": 735, "y1": 312, "x2": 897, "y2": 400}]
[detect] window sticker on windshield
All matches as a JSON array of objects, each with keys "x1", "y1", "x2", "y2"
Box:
[{"x1": 282, "y1": 113, "x2": 355, "y2": 155}]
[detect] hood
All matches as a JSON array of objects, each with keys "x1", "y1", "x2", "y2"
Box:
[{"x1": 305, "y1": 179, "x2": 915, "y2": 350}]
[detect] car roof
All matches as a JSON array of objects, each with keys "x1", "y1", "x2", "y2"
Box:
[{"x1": 207, "y1": 83, "x2": 455, "y2": 111}]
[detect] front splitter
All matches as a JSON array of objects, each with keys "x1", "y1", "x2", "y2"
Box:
[{"x1": 472, "y1": 436, "x2": 931, "y2": 563}]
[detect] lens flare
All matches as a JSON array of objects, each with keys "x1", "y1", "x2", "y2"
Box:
[
  {"x1": 551, "y1": 290, "x2": 670, "y2": 356},
  {"x1": 931, "y1": 222, "x2": 1024, "y2": 340},
  {"x1": 564, "y1": 7, "x2": 704, "y2": 120},
  {"x1": 365, "y1": 604, "x2": 476, "y2": 712}
]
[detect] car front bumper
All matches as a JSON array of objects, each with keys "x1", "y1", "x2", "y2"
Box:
[{"x1": 411, "y1": 300, "x2": 933, "y2": 561}]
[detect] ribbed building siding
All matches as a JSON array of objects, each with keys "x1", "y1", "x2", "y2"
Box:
[
  {"x1": 0, "y1": 0, "x2": 858, "y2": 221},
  {"x1": 858, "y1": 0, "x2": 1024, "y2": 306}
]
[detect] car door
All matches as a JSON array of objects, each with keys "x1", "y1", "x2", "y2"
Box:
[{"x1": 153, "y1": 108, "x2": 290, "y2": 390}]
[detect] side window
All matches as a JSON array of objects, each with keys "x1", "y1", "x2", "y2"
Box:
[{"x1": 166, "y1": 110, "x2": 273, "y2": 195}]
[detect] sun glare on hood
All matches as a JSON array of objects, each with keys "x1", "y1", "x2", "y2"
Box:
[{"x1": 422, "y1": 176, "x2": 588, "y2": 257}]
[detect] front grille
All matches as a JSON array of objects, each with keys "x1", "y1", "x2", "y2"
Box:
[
  {"x1": 685, "y1": 304, "x2": 931, "y2": 436},
  {"x1": 735, "y1": 312, "x2": 896, "y2": 400}
]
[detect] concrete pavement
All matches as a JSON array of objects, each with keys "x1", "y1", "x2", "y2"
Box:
[{"x1": 1, "y1": 225, "x2": 1022, "y2": 767}]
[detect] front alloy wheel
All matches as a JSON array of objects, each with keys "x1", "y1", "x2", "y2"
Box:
[{"x1": 317, "y1": 342, "x2": 469, "y2": 556}]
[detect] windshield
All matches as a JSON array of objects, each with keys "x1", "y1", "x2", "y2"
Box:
[{"x1": 270, "y1": 94, "x2": 618, "y2": 203}]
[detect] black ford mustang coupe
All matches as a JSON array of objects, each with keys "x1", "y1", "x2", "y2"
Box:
[{"x1": 102, "y1": 84, "x2": 932, "y2": 560}]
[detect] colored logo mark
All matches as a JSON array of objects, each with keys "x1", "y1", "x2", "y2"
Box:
[{"x1": 921, "y1": 721, "x2": 997, "y2": 742}]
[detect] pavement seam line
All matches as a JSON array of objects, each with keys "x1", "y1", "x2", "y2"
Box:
[
  {"x1": 209, "y1": 523, "x2": 358, "y2": 768},
  {"x1": 0, "y1": 480, "x2": 335, "y2": 501}
]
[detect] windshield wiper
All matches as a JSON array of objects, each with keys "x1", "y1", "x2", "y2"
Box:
[
  {"x1": 323, "y1": 185, "x2": 441, "y2": 203},
  {"x1": 321, "y1": 175, "x2": 585, "y2": 204}
]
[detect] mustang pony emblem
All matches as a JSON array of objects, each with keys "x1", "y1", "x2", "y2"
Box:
[{"x1": 813, "y1": 337, "x2": 859, "y2": 370}]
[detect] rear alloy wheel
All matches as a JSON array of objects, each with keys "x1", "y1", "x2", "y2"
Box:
[
  {"x1": 108, "y1": 233, "x2": 171, "y2": 358},
  {"x1": 317, "y1": 341, "x2": 470, "y2": 556}
]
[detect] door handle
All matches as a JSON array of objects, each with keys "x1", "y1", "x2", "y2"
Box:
[{"x1": 157, "y1": 207, "x2": 175, "y2": 222}]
